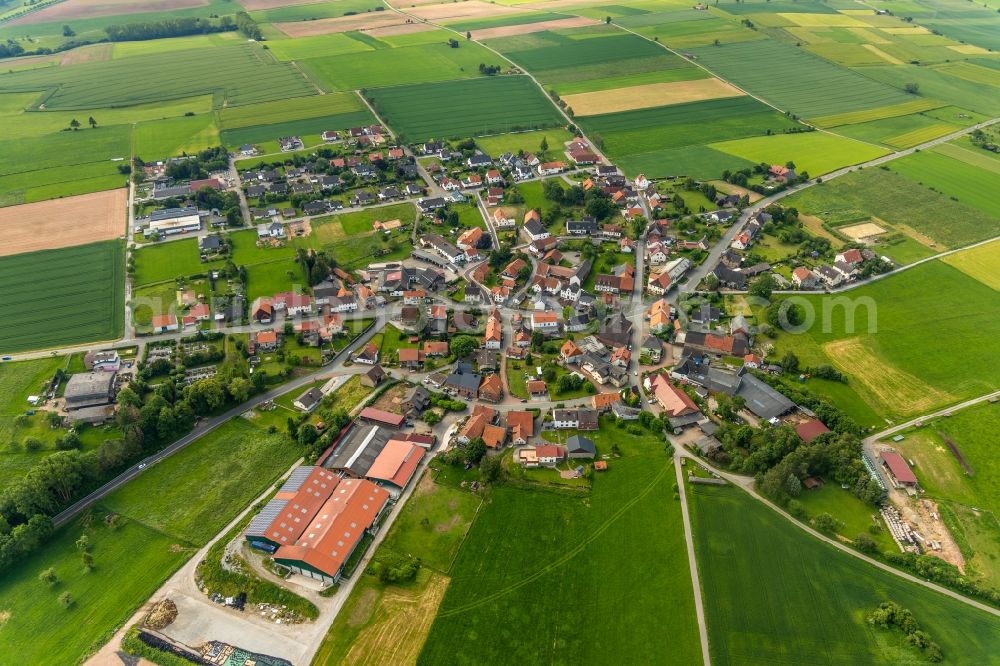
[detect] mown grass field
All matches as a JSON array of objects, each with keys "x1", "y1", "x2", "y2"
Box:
[
  {"x1": 783, "y1": 167, "x2": 1000, "y2": 249},
  {"x1": 418, "y1": 421, "x2": 702, "y2": 664},
  {"x1": 219, "y1": 92, "x2": 366, "y2": 129},
  {"x1": 133, "y1": 238, "x2": 221, "y2": 287},
  {"x1": 861, "y1": 64, "x2": 1000, "y2": 116},
  {"x1": 690, "y1": 483, "x2": 1000, "y2": 665},
  {"x1": 0, "y1": 418, "x2": 299, "y2": 665},
  {"x1": 832, "y1": 113, "x2": 959, "y2": 149},
  {"x1": 219, "y1": 110, "x2": 375, "y2": 149},
  {"x1": 365, "y1": 76, "x2": 563, "y2": 142},
  {"x1": 0, "y1": 241, "x2": 124, "y2": 353},
  {"x1": 687, "y1": 39, "x2": 913, "y2": 118},
  {"x1": 769, "y1": 260, "x2": 1000, "y2": 421},
  {"x1": 473, "y1": 127, "x2": 573, "y2": 156},
  {"x1": 890, "y1": 402, "x2": 1000, "y2": 587},
  {"x1": 0, "y1": 355, "x2": 67, "y2": 483},
  {"x1": 0, "y1": 43, "x2": 314, "y2": 109},
  {"x1": 710, "y1": 131, "x2": 888, "y2": 176}
]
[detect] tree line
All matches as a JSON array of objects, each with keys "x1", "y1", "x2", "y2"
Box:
[{"x1": 104, "y1": 17, "x2": 236, "y2": 42}]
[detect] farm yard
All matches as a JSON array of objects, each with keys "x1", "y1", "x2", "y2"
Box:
[
  {"x1": 690, "y1": 484, "x2": 1000, "y2": 665},
  {"x1": 364, "y1": 77, "x2": 563, "y2": 142},
  {"x1": 887, "y1": 402, "x2": 1000, "y2": 587},
  {"x1": 0, "y1": 240, "x2": 124, "y2": 353},
  {"x1": 0, "y1": 189, "x2": 125, "y2": 256},
  {"x1": 0, "y1": 418, "x2": 299, "y2": 666}
]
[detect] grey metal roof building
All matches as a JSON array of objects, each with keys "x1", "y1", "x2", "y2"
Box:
[
  {"x1": 736, "y1": 375, "x2": 795, "y2": 421},
  {"x1": 323, "y1": 423, "x2": 394, "y2": 478},
  {"x1": 64, "y1": 372, "x2": 115, "y2": 410}
]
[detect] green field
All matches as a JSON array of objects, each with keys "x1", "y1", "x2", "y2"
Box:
[
  {"x1": 133, "y1": 239, "x2": 221, "y2": 287},
  {"x1": 810, "y1": 98, "x2": 946, "y2": 129},
  {"x1": 474, "y1": 127, "x2": 574, "y2": 156},
  {"x1": 861, "y1": 64, "x2": 1000, "y2": 117},
  {"x1": 577, "y1": 96, "x2": 800, "y2": 178},
  {"x1": 0, "y1": 123, "x2": 130, "y2": 205},
  {"x1": 264, "y1": 33, "x2": 374, "y2": 61},
  {"x1": 832, "y1": 113, "x2": 959, "y2": 149},
  {"x1": 0, "y1": 43, "x2": 315, "y2": 110},
  {"x1": 890, "y1": 402, "x2": 1000, "y2": 586},
  {"x1": 500, "y1": 31, "x2": 665, "y2": 72},
  {"x1": 133, "y1": 114, "x2": 219, "y2": 161},
  {"x1": 219, "y1": 92, "x2": 366, "y2": 129},
  {"x1": 550, "y1": 66, "x2": 709, "y2": 95},
  {"x1": 783, "y1": 167, "x2": 1000, "y2": 249},
  {"x1": 687, "y1": 39, "x2": 913, "y2": 118},
  {"x1": 0, "y1": 356, "x2": 67, "y2": 483},
  {"x1": 419, "y1": 421, "x2": 702, "y2": 664},
  {"x1": 0, "y1": 241, "x2": 124, "y2": 353},
  {"x1": 0, "y1": 418, "x2": 299, "y2": 664},
  {"x1": 769, "y1": 259, "x2": 1000, "y2": 421},
  {"x1": 710, "y1": 131, "x2": 888, "y2": 176},
  {"x1": 888, "y1": 149, "x2": 1000, "y2": 219},
  {"x1": 299, "y1": 41, "x2": 501, "y2": 91},
  {"x1": 691, "y1": 483, "x2": 1000, "y2": 665},
  {"x1": 364, "y1": 76, "x2": 563, "y2": 142}
]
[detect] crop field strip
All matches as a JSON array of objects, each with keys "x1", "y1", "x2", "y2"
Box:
[
  {"x1": 0, "y1": 240, "x2": 123, "y2": 352},
  {"x1": 686, "y1": 39, "x2": 914, "y2": 119},
  {"x1": 0, "y1": 43, "x2": 315, "y2": 109},
  {"x1": 889, "y1": 150, "x2": 1000, "y2": 219},
  {"x1": 708, "y1": 132, "x2": 889, "y2": 177},
  {"x1": 364, "y1": 76, "x2": 564, "y2": 142}
]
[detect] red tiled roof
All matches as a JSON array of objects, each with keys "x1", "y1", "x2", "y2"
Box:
[
  {"x1": 795, "y1": 419, "x2": 830, "y2": 443},
  {"x1": 881, "y1": 451, "x2": 917, "y2": 485}
]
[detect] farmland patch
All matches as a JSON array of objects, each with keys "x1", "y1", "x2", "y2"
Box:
[
  {"x1": 409, "y1": 1, "x2": 530, "y2": 22},
  {"x1": 9, "y1": 0, "x2": 208, "y2": 24},
  {"x1": 562, "y1": 78, "x2": 743, "y2": 116},
  {"x1": 942, "y1": 240, "x2": 1000, "y2": 292},
  {"x1": 364, "y1": 76, "x2": 562, "y2": 142},
  {"x1": 687, "y1": 39, "x2": 912, "y2": 118},
  {"x1": 0, "y1": 240, "x2": 123, "y2": 353},
  {"x1": 0, "y1": 189, "x2": 125, "y2": 257},
  {"x1": 710, "y1": 132, "x2": 888, "y2": 176},
  {"x1": 134, "y1": 113, "x2": 219, "y2": 160},
  {"x1": 273, "y1": 10, "x2": 407, "y2": 36},
  {"x1": 811, "y1": 98, "x2": 944, "y2": 128},
  {"x1": 469, "y1": 16, "x2": 599, "y2": 40},
  {"x1": 889, "y1": 149, "x2": 1000, "y2": 219}
]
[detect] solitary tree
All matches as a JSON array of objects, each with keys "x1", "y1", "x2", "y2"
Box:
[
  {"x1": 605, "y1": 15, "x2": 612, "y2": 24},
  {"x1": 466, "y1": 31, "x2": 471, "y2": 40},
  {"x1": 81, "y1": 551, "x2": 94, "y2": 572},
  {"x1": 38, "y1": 567, "x2": 59, "y2": 586},
  {"x1": 88, "y1": 116, "x2": 97, "y2": 129},
  {"x1": 904, "y1": 82, "x2": 920, "y2": 94},
  {"x1": 58, "y1": 591, "x2": 74, "y2": 609},
  {"x1": 69, "y1": 118, "x2": 80, "y2": 130},
  {"x1": 539, "y1": 136, "x2": 548, "y2": 155}
]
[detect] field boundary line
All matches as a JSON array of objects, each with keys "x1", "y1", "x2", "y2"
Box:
[
  {"x1": 436, "y1": 459, "x2": 672, "y2": 618},
  {"x1": 675, "y1": 457, "x2": 712, "y2": 666}
]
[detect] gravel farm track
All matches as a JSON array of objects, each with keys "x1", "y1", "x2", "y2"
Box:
[{"x1": 0, "y1": 188, "x2": 127, "y2": 256}]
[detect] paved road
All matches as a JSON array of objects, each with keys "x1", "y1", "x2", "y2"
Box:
[
  {"x1": 673, "y1": 456, "x2": 712, "y2": 666},
  {"x1": 675, "y1": 448, "x2": 1000, "y2": 618},
  {"x1": 51, "y1": 319, "x2": 382, "y2": 528}
]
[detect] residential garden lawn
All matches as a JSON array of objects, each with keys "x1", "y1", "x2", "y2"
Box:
[
  {"x1": 888, "y1": 401, "x2": 1000, "y2": 586},
  {"x1": 380, "y1": 472, "x2": 483, "y2": 573},
  {"x1": 230, "y1": 228, "x2": 298, "y2": 264},
  {"x1": 0, "y1": 43, "x2": 315, "y2": 109},
  {"x1": 0, "y1": 416, "x2": 299, "y2": 664},
  {"x1": 0, "y1": 240, "x2": 124, "y2": 353},
  {"x1": 690, "y1": 483, "x2": 1000, "y2": 665},
  {"x1": 133, "y1": 113, "x2": 219, "y2": 161},
  {"x1": 299, "y1": 41, "x2": 501, "y2": 91},
  {"x1": 777, "y1": 376, "x2": 883, "y2": 429},
  {"x1": 710, "y1": 131, "x2": 888, "y2": 177},
  {"x1": 888, "y1": 150, "x2": 1000, "y2": 219},
  {"x1": 473, "y1": 127, "x2": 573, "y2": 156},
  {"x1": 768, "y1": 259, "x2": 1000, "y2": 421},
  {"x1": 794, "y1": 484, "x2": 897, "y2": 552},
  {"x1": 244, "y1": 260, "x2": 302, "y2": 302},
  {"x1": 333, "y1": 203, "x2": 416, "y2": 236},
  {"x1": 418, "y1": 420, "x2": 702, "y2": 664},
  {"x1": 941, "y1": 239, "x2": 1000, "y2": 292},
  {"x1": 364, "y1": 76, "x2": 563, "y2": 143},
  {"x1": 581, "y1": 249, "x2": 633, "y2": 291},
  {"x1": 782, "y1": 167, "x2": 1000, "y2": 250},
  {"x1": 133, "y1": 238, "x2": 221, "y2": 287},
  {"x1": 378, "y1": 324, "x2": 419, "y2": 361},
  {"x1": 686, "y1": 39, "x2": 912, "y2": 119}
]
